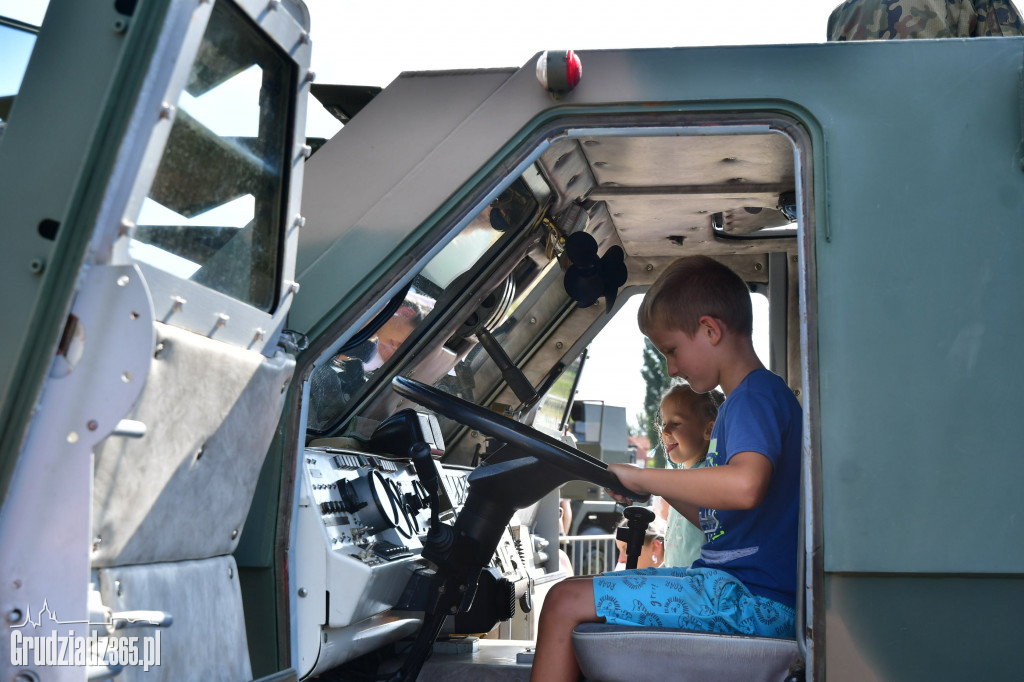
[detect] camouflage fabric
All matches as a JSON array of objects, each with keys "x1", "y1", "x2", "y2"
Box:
[{"x1": 827, "y1": 0, "x2": 1024, "y2": 40}]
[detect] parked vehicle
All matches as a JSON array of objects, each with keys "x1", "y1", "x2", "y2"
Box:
[
  {"x1": 2, "y1": 2, "x2": 1023, "y2": 681},
  {"x1": 560, "y1": 401, "x2": 632, "y2": 537}
]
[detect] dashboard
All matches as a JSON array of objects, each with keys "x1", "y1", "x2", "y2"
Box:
[
  {"x1": 294, "y1": 412, "x2": 532, "y2": 678},
  {"x1": 305, "y1": 447, "x2": 468, "y2": 565}
]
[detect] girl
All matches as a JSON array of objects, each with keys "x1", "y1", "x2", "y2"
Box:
[{"x1": 657, "y1": 384, "x2": 723, "y2": 567}]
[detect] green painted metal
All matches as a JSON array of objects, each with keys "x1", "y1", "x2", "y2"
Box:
[
  {"x1": 237, "y1": 418, "x2": 292, "y2": 677},
  {"x1": 810, "y1": 39, "x2": 1024, "y2": 575},
  {"x1": 825, "y1": 574, "x2": 1024, "y2": 679}
]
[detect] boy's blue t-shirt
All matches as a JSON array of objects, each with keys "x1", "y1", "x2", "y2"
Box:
[{"x1": 691, "y1": 369, "x2": 802, "y2": 608}]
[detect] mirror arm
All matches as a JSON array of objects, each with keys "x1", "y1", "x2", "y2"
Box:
[{"x1": 476, "y1": 329, "x2": 539, "y2": 406}]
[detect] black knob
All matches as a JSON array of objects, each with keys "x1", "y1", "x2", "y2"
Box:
[
  {"x1": 404, "y1": 491, "x2": 424, "y2": 514},
  {"x1": 624, "y1": 506, "x2": 656, "y2": 525},
  {"x1": 338, "y1": 479, "x2": 367, "y2": 514},
  {"x1": 617, "y1": 505, "x2": 656, "y2": 570}
]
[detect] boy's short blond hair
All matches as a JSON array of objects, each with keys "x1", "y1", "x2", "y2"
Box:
[{"x1": 638, "y1": 256, "x2": 753, "y2": 337}]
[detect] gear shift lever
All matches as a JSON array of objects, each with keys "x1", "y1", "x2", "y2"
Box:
[{"x1": 616, "y1": 506, "x2": 655, "y2": 570}]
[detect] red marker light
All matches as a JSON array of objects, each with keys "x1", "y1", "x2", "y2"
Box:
[{"x1": 536, "y1": 50, "x2": 582, "y2": 94}]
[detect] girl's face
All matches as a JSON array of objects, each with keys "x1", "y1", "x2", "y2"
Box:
[{"x1": 660, "y1": 392, "x2": 714, "y2": 467}]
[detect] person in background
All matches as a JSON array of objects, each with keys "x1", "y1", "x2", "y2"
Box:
[
  {"x1": 341, "y1": 302, "x2": 424, "y2": 371},
  {"x1": 307, "y1": 301, "x2": 425, "y2": 429},
  {"x1": 558, "y1": 498, "x2": 575, "y2": 576}
]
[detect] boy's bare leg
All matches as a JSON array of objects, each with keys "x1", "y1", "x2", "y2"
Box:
[{"x1": 530, "y1": 577, "x2": 602, "y2": 682}]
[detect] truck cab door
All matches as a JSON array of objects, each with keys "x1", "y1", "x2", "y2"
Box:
[{"x1": 0, "y1": 1, "x2": 310, "y2": 679}]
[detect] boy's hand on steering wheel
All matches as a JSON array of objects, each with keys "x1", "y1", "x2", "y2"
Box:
[
  {"x1": 606, "y1": 462, "x2": 647, "y2": 504},
  {"x1": 605, "y1": 488, "x2": 634, "y2": 505}
]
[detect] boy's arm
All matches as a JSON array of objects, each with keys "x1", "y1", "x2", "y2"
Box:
[{"x1": 608, "y1": 453, "x2": 773, "y2": 513}]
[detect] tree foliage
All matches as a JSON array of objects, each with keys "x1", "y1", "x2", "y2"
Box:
[{"x1": 640, "y1": 337, "x2": 671, "y2": 468}]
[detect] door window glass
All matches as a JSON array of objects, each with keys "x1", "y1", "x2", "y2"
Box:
[
  {"x1": 0, "y1": 19, "x2": 37, "y2": 145},
  {"x1": 130, "y1": 0, "x2": 293, "y2": 311},
  {"x1": 307, "y1": 178, "x2": 541, "y2": 432}
]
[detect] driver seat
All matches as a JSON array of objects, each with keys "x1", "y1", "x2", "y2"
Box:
[{"x1": 572, "y1": 623, "x2": 801, "y2": 682}]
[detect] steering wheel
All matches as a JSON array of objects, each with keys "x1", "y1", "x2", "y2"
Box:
[{"x1": 391, "y1": 376, "x2": 649, "y2": 503}]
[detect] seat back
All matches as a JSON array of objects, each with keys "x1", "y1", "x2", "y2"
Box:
[{"x1": 572, "y1": 623, "x2": 800, "y2": 682}]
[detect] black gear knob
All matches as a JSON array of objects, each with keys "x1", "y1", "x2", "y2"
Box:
[
  {"x1": 623, "y1": 505, "x2": 656, "y2": 526},
  {"x1": 616, "y1": 506, "x2": 656, "y2": 570}
]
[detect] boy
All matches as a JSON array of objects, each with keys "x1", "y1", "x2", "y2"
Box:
[{"x1": 529, "y1": 256, "x2": 802, "y2": 682}]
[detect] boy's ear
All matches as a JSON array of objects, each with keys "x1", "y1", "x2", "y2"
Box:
[{"x1": 698, "y1": 315, "x2": 724, "y2": 345}]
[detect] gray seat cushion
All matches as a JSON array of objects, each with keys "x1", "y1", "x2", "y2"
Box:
[{"x1": 573, "y1": 623, "x2": 801, "y2": 682}]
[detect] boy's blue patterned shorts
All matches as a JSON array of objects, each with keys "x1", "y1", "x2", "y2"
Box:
[{"x1": 592, "y1": 566, "x2": 795, "y2": 638}]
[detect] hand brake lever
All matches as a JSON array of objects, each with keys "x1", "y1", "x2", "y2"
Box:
[{"x1": 408, "y1": 441, "x2": 453, "y2": 556}]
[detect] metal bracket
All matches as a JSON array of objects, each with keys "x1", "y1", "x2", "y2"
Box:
[{"x1": 0, "y1": 264, "x2": 154, "y2": 682}]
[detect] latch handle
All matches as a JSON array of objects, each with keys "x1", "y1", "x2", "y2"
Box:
[{"x1": 109, "y1": 609, "x2": 173, "y2": 630}]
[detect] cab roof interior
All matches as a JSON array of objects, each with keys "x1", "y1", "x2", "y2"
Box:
[{"x1": 536, "y1": 132, "x2": 799, "y2": 270}]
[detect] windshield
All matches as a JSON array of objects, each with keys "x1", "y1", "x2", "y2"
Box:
[{"x1": 307, "y1": 174, "x2": 545, "y2": 433}]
